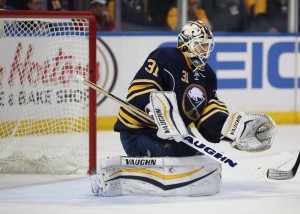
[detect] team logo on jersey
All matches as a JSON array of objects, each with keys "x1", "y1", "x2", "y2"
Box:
[{"x1": 183, "y1": 85, "x2": 207, "y2": 121}]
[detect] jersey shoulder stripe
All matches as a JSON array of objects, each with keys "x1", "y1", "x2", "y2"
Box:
[
  {"x1": 127, "y1": 88, "x2": 157, "y2": 102},
  {"x1": 130, "y1": 79, "x2": 163, "y2": 91}
]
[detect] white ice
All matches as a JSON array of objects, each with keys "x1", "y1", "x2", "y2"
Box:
[{"x1": 0, "y1": 125, "x2": 299, "y2": 214}]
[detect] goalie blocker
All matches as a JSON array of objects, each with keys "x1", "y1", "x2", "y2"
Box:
[{"x1": 90, "y1": 156, "x2": 221, "y2": 197}]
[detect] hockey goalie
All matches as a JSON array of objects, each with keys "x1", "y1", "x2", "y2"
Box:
[{"x1": 90, "y1": 20, "x2": 277, "y2": 197}]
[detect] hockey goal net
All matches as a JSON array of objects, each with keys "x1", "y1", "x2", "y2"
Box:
[{"x1": 0, "y1": 11, "x2": 97, "y2": 174}]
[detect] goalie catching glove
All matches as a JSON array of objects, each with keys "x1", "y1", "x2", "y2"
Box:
[{"x1": 221, "y1": 111, "x2": 277, "y2": 152}]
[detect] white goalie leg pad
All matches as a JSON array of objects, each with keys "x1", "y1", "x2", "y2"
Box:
[
  {"x1": 94, "y1": 156, "x2": 221, "y2": 197},
  {"x1": 149, "y1": 91, "x2": 188, "y2": 142},
  {"x1": 221, "y1": 110, "x2": 277, "y2": 152}
]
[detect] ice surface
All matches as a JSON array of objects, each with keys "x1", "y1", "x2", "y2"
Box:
[{"x1": 0, "y1": 125, "x2": 299, "y2": 214}]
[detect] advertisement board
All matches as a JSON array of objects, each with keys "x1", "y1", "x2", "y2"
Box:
[
  {"x1": 0, "y1": 37, "x2": 89, "y2": 120},
  {"x1": 96, "y1": 34, "x2": 299, "y2": 126},
  {"x1": 1, "y1": 33, "x2": 299, "y2": 127}
]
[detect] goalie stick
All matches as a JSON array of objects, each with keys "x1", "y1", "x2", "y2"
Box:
[
  {"x1": 77, "y1": 75, "x2": 292, "y2": 180},
  {"x1": 267, "y1": 151, "x2": 300, "y2": 180}
]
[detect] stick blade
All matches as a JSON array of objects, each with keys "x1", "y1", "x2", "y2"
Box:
[
  {"x1": 255, "y1": 151, "x2": 292, "y2": 179},
  {"x1": 267, "y1": 151, "x2": 300, "y2": 180},
  {"x1": 267, "y1": 168, "x2": 294, "y2": 180}
]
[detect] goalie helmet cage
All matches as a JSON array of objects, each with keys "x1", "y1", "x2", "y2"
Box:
[{"x1": 0, "y1": 10, "x2": 97, "y2": 174}]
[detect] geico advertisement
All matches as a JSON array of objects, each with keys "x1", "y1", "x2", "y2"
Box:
[
  {"x1": 98, "y1": 35, "x2": 299, "y2": 116},
  {"x1": 0, "y1": 37, "x2": 89, "y2": 120}
]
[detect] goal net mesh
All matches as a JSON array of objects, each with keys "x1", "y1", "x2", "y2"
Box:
[{"x1": 0, "y1": 16, "x2": 92, "y2": 174}]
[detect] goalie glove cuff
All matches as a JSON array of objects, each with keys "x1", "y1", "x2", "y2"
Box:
[{"x1": 221, "y1": 111, "x2": 246, "y2": 141}]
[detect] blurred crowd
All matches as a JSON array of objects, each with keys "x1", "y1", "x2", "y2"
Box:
[
  {"x1": 0, "y1": 0, "x2": 298, "y2": 33},
  {"x1": 0, "y1": 0, "x2": 65, "y2": 11}
]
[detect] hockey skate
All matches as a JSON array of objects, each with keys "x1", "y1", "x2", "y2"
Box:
[{"x1": 90, "y1": 174, "x2": 103, "y2": 195}]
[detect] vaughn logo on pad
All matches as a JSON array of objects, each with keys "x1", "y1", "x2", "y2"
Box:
[{"x1": 122, "y1": 158, "x2": 157, "y2": 166}]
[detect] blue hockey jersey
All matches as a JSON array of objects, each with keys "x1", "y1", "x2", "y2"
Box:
[{"x1": 114, "y1": 47, "x2": 229, "y2": 143}]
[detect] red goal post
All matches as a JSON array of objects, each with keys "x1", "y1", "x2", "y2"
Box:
[{"x1": 0, "y1": 11, "x2": 97, "y2": 174}]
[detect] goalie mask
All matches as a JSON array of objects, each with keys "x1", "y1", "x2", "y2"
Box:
[{"x1": 178, "y1": 21, "x2": 214, "y2": 70}]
